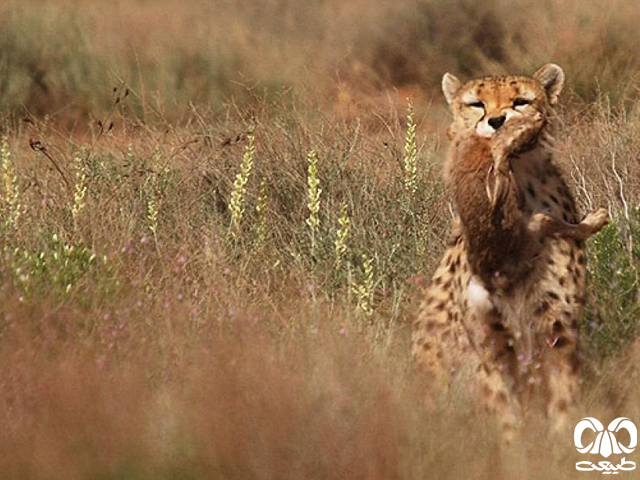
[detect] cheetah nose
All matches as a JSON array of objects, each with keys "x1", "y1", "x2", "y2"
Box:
[{"x1": 488, "y1": 115, "x2": 506, "y2": 130}]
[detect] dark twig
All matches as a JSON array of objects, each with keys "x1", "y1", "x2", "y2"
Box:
[{"x1": 29, "y1": 139, "x2": 71, "y2": 192}]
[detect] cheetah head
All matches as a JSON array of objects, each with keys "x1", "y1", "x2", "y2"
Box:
[{"x1": 442, "y1": 64, "x2": 564, "y2": 139}]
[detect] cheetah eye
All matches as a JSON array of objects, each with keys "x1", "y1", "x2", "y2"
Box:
[
  {"x1": 513, "y1": 98, "x2": 531, "y2": 107},
  {"x1": 467, "y1": 101, "x2": 485, "y2": 109}
]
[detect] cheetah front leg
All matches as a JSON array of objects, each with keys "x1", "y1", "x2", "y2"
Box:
[
  {"x1": 523, "y1": 210, "x2": 608, "y2": 431},
  {"x1": 463, "y1": 286, "x2": 522, "y2": 441},
  {"x1": 531, "y1": 284, "x2": 584, "y2": 433}
]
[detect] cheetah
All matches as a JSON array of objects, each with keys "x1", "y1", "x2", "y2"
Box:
[{"x1": 412, "y1": 64, "x2": 608, "y2": 433}]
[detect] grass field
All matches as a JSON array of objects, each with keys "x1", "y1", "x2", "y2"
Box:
[{"x1": 0, "y1": 0, "x2": 639, "y2": 478}]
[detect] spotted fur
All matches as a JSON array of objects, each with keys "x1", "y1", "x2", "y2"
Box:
[{"x1": 412, "y1": 64, "x2": 607, "y2": 433}]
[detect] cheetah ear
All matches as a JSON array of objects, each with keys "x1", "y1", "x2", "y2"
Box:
[
  {"x1": 533, "y1": 64, "x2": 565, "y2": 105},
  {"x1": 442, "y1": 73, "x2": 462, "y2": 105}
]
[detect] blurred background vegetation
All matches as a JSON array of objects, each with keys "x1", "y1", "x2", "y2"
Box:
[{"x1": 0, "y1": 0, "x2": 639, "y2": 124}]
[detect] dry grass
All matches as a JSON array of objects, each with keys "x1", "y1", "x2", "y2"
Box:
[{"x1": 0, "y1": 1, "x2": 639, "y2": 479}]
